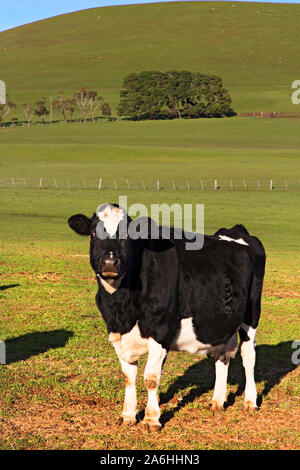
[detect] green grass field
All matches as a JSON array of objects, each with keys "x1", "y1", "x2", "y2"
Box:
[
  {"x1": 1, "y1": 1, "x2": 300, "y2": 120},
  {"x1": 0, "y1": 0, "x2": 299, "y2": 451},
  {"x1": 0, "y1": 116, "x2": 299, "y2": 450}
]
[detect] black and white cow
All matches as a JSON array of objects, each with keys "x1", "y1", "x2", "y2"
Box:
[{"x1": 68, "y1": 204, "x2": 266, "y2": 431}]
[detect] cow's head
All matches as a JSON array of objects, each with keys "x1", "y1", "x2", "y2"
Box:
[{"x1": 68, "y1": 204, "x2": 133, "y2": 293}]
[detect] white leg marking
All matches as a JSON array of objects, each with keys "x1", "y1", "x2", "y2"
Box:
[
  {"x1": 240, "y1": 323, "x2": 257, "y2": 411},
  {"x1": 211, "y1": 359, "x2": 229, "y2": 410},
  {"x1": 111, "y1": 340, "x2": 138, "y2": 425},
  {"x1": 143, "y1": 338, "x2": 167, "y2": 430}
]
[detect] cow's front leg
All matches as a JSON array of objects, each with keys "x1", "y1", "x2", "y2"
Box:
[
  {"x1": 118, "y1": 356, "x2": 138, "y2": 425},
  {"x1": 110, "y1": 333, "x2": 138, "y2": 426},
  {"x1": 142, "y1": 338, "x2": 167, "y2": 432}
]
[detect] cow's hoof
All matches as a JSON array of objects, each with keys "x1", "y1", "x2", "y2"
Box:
[
  {"x1": 209, "y1": 400, "x2": 224, "y2": 414},
  {"x1": 243, "y1": 401, "x2": 258, "y2": 413},
  {"x1": 141, "y1": 421, "x2": 162, "y2": 432},
  {"x1": 117, "y1": 416, "x2": 137, "y2": 426}
]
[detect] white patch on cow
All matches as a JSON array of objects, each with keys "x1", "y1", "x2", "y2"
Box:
[
  {"x1": 171, "y1": 318, "x2": 211, "y2": 354},
  {"x1": 97, "y1": 275, "x2": 117, "y2": 294},
  {"x1": 218, "y1": 235, "x2": 249, "y2": 246},
  {"x1": 96, "y1": 204, "x2": 125, "y2": 236},
  {"x1": 109, "y1": 323, "x2": 149, "y2": 364}
]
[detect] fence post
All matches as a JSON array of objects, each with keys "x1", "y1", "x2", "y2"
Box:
[
  {"x1": 39, "y1": 177, "x2": 43, "y2": 189},
  {"x1": 186, "y1": 181, "x2": 191, "y2": 191},
  {"x1": 157, "y1": 180, "x2": 160, "y2": 191},
  {"x1": 270, "y1": 179, "x2": 273, "y2": 191},
  {"x1": 0, "y1": 341, "x2": 6, "y2": 365},
  {"x1": 98, "y1": 178, "x2": 102, "y2": 190},
  {"x1": 11, "y1": 177, "x2": 15, "y2": 189},
  {"x1": 201, "y1": 180, "x2": 205, "y2": 191},
  {"x1": 141, "y1": 180, "x2": 146, "y2": 190},
  {"x1": 172, "y1": 180, "x2": 176, "y2": 190}
]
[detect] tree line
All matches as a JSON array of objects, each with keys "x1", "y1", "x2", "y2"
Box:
[
  {"x1": 0, "y1": 88, "x2": 111, "y2": 127},
  {"x1": 118, "y1": 70, "x2": 234, "y2": 120},
  {"x1": 0, "y1": 71, "x2": 235, "y2": 126}
]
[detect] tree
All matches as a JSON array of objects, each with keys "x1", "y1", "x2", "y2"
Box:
[
  {"x1": 164, "y1": 70, "x2": 192, "y2": 119},
  {"x1": 186, "y1": 73, "x2": 233, "y2": 118},
  {"x1": 101, "y1": 102, "x2": 111, "y2": 119},
  {"x1": 22, "y1": 103, "x2": 33, "y2": 126},
  {"x1": 34, "y1": 97, "x2": 49, "y2": 126},
  {"x1": 53, "y1": 91, "x2": 69, "y2": 124},
  {"x1": 0, "y1": 96, "x2": 16, "y2": 127},
  {"x1": 118, "y1": 71, "x2": 234, "y2": 120},
  {"x1": 88, "y1": 91, "x2": 103, "y2": 121},
  {"x1": 65, "y1": 97, "x2": 76, "y2": 122},
  {"x1": 74, "y1": 88, "x2": 91, "y2": 123},
  {"x1": 118, "y1": 71, "x2": 166, "y2": 120}
]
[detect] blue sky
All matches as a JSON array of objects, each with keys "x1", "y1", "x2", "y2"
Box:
[{"x1": 0, "y1": 0, "x2": 299, "y2": 32}]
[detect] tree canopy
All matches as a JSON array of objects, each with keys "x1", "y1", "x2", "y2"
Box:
[{"x1": 118, "y1": 71, "x2": 235, "y2": 120}]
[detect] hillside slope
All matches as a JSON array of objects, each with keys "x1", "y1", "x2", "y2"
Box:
[{"x1": 1, "y1": 1, "x2": 300, "y2": 114}]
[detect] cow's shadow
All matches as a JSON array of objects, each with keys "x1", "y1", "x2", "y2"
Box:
[
  {"x1": 159, "y1": 341, "x2": 299, "y2": 426},
  {"x1": 4, "y1": 330, "x2": 74, "y2": 364},
  {"x1": 0, "y1": 284, "x2": 20, "y2": 291}
]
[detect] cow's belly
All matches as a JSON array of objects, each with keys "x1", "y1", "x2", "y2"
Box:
[{"x1": 171, "y1": 318, "x2": 211, "y2": 354}]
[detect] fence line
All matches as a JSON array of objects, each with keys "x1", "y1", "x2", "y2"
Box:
[{"x1": 1, "y1": 177, "x2": 299, "y2": 191}]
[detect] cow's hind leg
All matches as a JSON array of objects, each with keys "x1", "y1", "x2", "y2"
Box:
[
  {"x1": 142, "y1": 338, "x2": 167, "y2": 432},
  {"x1": 240, "y1": 323, "x2": 258, "y2": 412},
  {"x1": 210, "y1": 333, "x2": 238, "y2": 412},
  {"x1": 210, "y1": 358, "x2": 229, "y2": 412}
]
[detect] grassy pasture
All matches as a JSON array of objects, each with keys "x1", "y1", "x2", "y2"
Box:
[
  {"x1": 0, "y1": 118, "x2": 299, "y2": 450},
  {"x1": 1, "y1": 1, "x2": 300, "y2": 120}
]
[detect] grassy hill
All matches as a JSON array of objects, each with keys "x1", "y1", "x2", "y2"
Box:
[{"x1": 1, "y1": 1, "x2": 300, "y2": 119}]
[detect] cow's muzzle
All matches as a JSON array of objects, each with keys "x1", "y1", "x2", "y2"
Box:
[{"x1": 99, "y1": 256, "x2": 121, "y2": 278}]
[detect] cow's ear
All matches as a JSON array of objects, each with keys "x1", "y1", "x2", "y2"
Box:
[{"x1": 68, "y1": 214, "x2": 92, "y2": 236}]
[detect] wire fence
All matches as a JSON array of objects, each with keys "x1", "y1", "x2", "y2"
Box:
[{"x1": 1, "y1": 177, "x2": 300, "y2": 191}]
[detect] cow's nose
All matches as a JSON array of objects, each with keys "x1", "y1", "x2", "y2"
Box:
[{"x1": 100, "y1": 255, "x2": 120, "y2": 273}]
